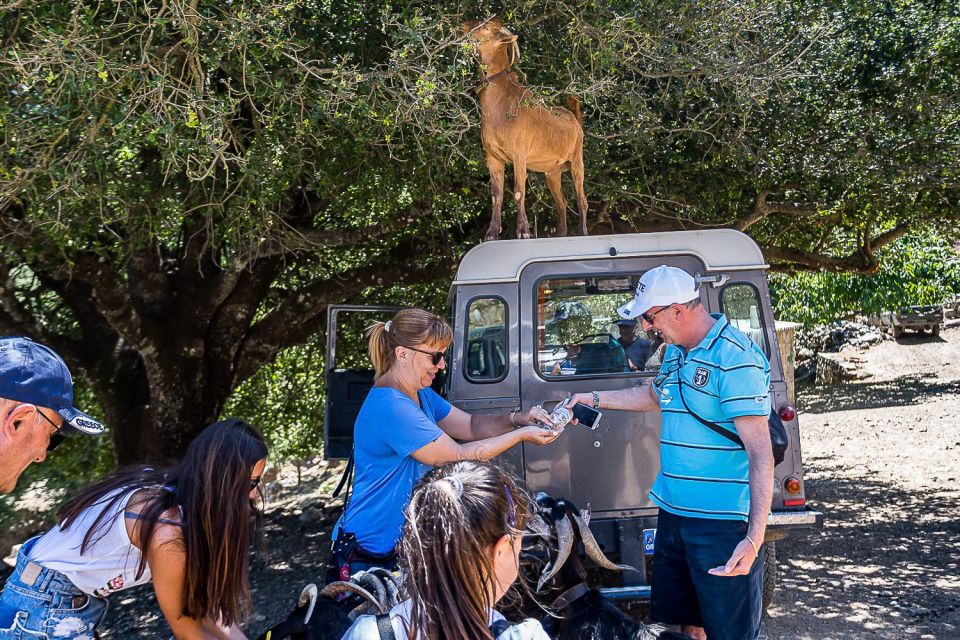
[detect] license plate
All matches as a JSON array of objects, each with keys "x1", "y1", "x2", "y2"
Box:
[{"x1": 643, "y1": 528, "x2": 656, "y2": 555}]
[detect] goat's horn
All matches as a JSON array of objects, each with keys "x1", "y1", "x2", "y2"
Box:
[
  {"x1": 354, "y1": 571, "x2": 387, "y2": 612},
  {"x1": 318, "y1": 581, "x2": 385, "y2": 613},
  {"x1": 537, "y1": 515, "x2": 574, "y2": 592},
  {"x1": 297, "y1": 583, "x2": 318, "y2": 625},
  {"x1": 571, "y1": 511, "x2": 638, "y2": 574},
  {"x1": 527, "y1": 514, "x2": 552, "y2": 540},
  {"x1": 368, "y1": 568, "x2": 402, "y2": 608}
]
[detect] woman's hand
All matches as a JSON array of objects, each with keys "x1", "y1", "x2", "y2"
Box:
[
  {"x1": 515, "y1": 405, "x2": 553, "y2": 427},
  {"x1": 518, "y1": 425, "x2": 563, "y2": 445}
]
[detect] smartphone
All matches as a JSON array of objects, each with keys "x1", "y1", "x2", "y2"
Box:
[{"x1": 571, "y1": 402, "x2": 602, "y2": 430}]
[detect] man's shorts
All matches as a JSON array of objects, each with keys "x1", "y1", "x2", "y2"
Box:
[{"x1": 650, "y1": 509, "x2": 764, "y2": 640}]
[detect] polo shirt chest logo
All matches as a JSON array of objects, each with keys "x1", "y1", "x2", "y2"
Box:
[{"x1": 693, "y1": 367, "x2": 710, "y2": 387}]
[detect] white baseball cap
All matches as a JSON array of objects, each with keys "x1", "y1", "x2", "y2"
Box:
[{"x1": 618, "y1": 266, "x2": 699, "y2": 320}]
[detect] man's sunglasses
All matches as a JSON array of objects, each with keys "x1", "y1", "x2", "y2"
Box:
[
  {"x1": 653, "y1": 360, "x2": 683, "y2": 394},
  {"x1": 405, "y1": 346, "x2": 446, "y2": 366},
  {"x1": 641, "y1": 305, "x2": 671, "y2": 324},
  {"x1": 37, "y1": 410, "x2": 66, "y2": 452}
]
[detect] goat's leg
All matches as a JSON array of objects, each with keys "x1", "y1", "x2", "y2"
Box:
[
  {"x1": 485, "y1": 156, "x2": 506, "y2": 241},
  {"x1": 545, "y1": 171, "x2": 568, "y2": 237},
  {"x1": 513, "y1": 160, "x2": 531, "y2": 239},
  {"x1": 571, "y1": 147, "x2": 589, "y2": 236}
]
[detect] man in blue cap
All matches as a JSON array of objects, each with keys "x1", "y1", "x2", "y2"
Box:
[
  {"x1": 568, "y1": 266, "x2": 773, "y2": 640},
  {"x1": 0, "y1": 337, "x2": 104, "y2": 493}
]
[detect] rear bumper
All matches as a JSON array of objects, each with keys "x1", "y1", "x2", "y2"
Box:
[{"x1": 768, "y1": 508, "x2": 824, "y2": 531}]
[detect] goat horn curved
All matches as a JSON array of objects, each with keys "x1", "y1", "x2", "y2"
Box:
[
  {"x1": 571, "y1": 511, "x2": 639, "y2": 574},
  {"x1": 527, "y1": 514, "x2": 552, "y2": 540},
  {"x1": 367, "y1": 567, "x2": 402, "y2": 609},
  {"x1": 318, "y1": 581, "x2": 385, "y2": 615},
  {"x1": 354, "y1": 571, "x2": 388, "y2": 612},
  {"x1": 537, "y1": 514, "x2": 574, "y2": 592},
  {"x1": 297, "y1": 583, "x2": 318, "y2": 625}
]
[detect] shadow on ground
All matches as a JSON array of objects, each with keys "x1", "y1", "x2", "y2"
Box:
[
  {"x1": 797, "y1": 375, "x2": 960, "y2": 414},
  {"x1": 768, "y1": 460, "x2": 960, "y2": 639}
]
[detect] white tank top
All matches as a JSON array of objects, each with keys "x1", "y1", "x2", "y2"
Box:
[{"x1": 28, "y1": 487, "x2": 174, "y2": 596}]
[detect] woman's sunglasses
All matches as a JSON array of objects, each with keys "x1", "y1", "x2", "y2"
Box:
[
  {"x1": 250, "y1": 476, "x2": 262, "y2": 490},
  {"x1": 405, "y1": 346, "x2": 446, "y2": 366}
]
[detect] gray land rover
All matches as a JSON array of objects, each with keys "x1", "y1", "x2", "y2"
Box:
[{"x1": 324, "y1": 229, "x2": 822, "y2": 606}]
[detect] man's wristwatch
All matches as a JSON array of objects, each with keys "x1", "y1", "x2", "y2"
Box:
[{"x1": 592, "y1": 390, "x2": 601, "y2": 410}]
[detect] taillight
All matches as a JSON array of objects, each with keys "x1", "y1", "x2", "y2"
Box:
[
  {"x1": 784, "y1": 477, "x2": 802, "y2": 494},
  {"x1": 783, "y1": 476, "x2": 804, "y2": 507},
  {"x1": 778, "y1": 404, "x2": 797, "y2": 422}
]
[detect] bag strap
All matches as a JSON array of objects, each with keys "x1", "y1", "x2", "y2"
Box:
[
  {"x1": 332, "y1": 450, "x2": 354, "y2": 500},
  {"x1": 376, "y1": 614, "x2": 397, "y2": 640},
  {"x1": 675, "y1": 370, "x2": 745, "y2": 449}
]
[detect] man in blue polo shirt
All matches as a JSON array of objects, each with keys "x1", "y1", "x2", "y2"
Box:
[{"x1": 568, "y1": 266, "x2": 774, "y2": 640}]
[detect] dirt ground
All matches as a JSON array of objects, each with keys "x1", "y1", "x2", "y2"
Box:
[
  {"x1": 767, "y1": 323, "x2": 960, "y2": 639},
  {"x1": 14, "y1": 324, "x2": 960, "y2": 638}
]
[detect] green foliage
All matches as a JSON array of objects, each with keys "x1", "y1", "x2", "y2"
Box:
[{"x1": 770, "y1": 231, "x2": 960, "y2": 326}]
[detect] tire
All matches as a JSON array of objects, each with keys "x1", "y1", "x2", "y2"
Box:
[
  {"x1": 933, "y1": 324, "x2": 941, "y2": 337},
  {"x1": 762, "y1": 540, "x2": 777, "y2": 612},
  {"x1": 893, "y1": 325, "x2": 904, "y2": 339}
]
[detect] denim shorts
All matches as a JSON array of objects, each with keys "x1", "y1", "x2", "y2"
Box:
[
  {"x1": 650, "y1": 509, "x2": 763, "y2": 640},
  {"x1": 0, "y1": 538, "x2": 108, "y2": 639}
]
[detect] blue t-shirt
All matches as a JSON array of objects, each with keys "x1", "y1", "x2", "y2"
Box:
[
  {"x1": 649, "y1": 314, "x2": 771, "y2": 521},
  {"x1": 340, "y1": 386, "x2": 451, "y2": 554}
]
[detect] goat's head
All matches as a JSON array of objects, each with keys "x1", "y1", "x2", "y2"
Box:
[
  {"x1": 526, "y1": 493, "x2": 638, "y2": 594},
  {"x1": 257, "y1": 570, "x2": 403, "y2": 640},
  {"x1": 461, "y1": 18, "x2": 520, "y2": 69}
]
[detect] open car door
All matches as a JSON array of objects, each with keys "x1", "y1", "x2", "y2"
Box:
[{"x1": 324, "y1": 305, "x2": 404, "y2": 459}]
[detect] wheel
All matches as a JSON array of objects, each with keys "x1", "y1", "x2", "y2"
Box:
[
  {"x1": 932, "y1": 324, "x2": 941, "y2": 337},
  {"x1": 892, "y1": 325, "x2": 904, "y2": 339},
  {"x1": 762, "y1": 540, "x2": 777, "y2": 612}
]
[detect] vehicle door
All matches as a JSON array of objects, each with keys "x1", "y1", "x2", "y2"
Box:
[
  {"x1": 519, "y1": 255, "x2": 705, "y2": 518},
  {"x1": 323, "y1": 305, "x2": 404, "y2": 460}
]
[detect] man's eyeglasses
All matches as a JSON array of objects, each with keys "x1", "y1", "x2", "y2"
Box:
[
  {"x1": 405, "y1": 346, "x2": 446, "y2": 366},
  {"x1": 641, "y1": 305, "x2": 671, "y2": 324},
  {"x1": 37, "y1": 410, "x2": 66, "y2": 452}
]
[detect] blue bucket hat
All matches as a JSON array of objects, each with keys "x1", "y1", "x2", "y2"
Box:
[{"x1": 0, "y1": 337, "x2": 104, "y2": 435}]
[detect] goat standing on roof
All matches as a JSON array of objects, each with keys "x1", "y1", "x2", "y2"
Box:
[{"x1": 462, "y1": 18, "x2": 589, "y2": 241}]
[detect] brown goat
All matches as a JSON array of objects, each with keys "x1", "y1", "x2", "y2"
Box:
[{"x1": 462, "y1": 18, "x2": 588, "y2": 241}]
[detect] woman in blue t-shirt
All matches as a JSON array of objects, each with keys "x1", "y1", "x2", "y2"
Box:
[{"x1": 331, "y1": 308, "x2": 560, "y2": 579}]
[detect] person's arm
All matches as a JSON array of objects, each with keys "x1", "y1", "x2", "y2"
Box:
[
  {"x1": 566, "y1": 379, "x2": 660, "y2": 414},
  {"x1": 708, "y1": 414, "x2": 773, "y2": 577},
  {"x1": 146, "y1": 524, "x2": 249, "y2": 640},
  {"x1": 438, "y1": 404, "x2": 552, "y2": 441},
  {"x1": 410, "y1": 426, "x2": 560, "y2": 467}
]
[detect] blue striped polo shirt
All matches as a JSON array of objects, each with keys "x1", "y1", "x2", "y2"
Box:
[{"x1": 649, "y1": 314, "x2": 771, "y2": 521}]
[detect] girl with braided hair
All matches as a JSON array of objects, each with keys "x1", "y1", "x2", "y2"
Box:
[{"x1": 342, "y1": 461, "x2": 548, "y2": 640}]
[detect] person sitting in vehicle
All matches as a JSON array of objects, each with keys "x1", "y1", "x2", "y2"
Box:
[
  {"x1": 551, "y1": 341, "x2": 582, "y2": 375},
  {"x1": 615, "y1": 318, "x2": 653, "y2": 371},
  {"x1": 329, "y1": 308, "x2": 560, "y2": 581},
  {"x1": 341, "y1": 461, "x2": 550, "y2": 640}
]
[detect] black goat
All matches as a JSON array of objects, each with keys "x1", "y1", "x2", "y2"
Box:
[
  {"x1": 527, "y1": 493, "x2": 692, "y2": 640},
  {"x1": 257, "y1": 569, "x2": 402, "y2": 640}
]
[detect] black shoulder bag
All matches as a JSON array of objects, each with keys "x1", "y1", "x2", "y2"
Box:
[{"x1": 675, "y1": 373, "x2": 788, "y2": 466}]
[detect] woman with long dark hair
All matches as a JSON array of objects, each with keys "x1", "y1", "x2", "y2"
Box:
[
  {"x1": 0, "y1": 418, "x2": 268, "y2": 639},
  {"x1": 342, "y1": 461, "x2": 550, "y2": 640},
  {"x1": 331, "y1": 308, "x2": 560, "y2": 579}
]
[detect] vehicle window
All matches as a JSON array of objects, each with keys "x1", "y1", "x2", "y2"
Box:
[
  {"x1": 720, "y1": 283, "x2": 769, "y2": 355},
  {"x1": 536, "y1": 276, "x2": 662, "y2": 379},
  {"x1": 465, "y1": 297, "x2": 507, "y2": 383}
]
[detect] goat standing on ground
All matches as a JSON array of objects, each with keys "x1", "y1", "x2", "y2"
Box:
[{"x1": 462, "y1": 18, "x2": 589, "y2": 241}]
